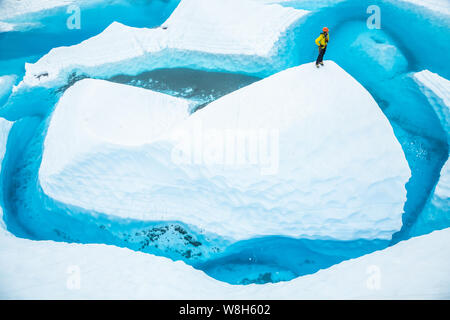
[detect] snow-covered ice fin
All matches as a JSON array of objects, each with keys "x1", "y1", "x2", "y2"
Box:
[
  {"x1": 18, "y1": 0, "x2": 308, "y2": 89},
  {"x1": 39, "y1": 61, "x2": 410, "y2": 241}
]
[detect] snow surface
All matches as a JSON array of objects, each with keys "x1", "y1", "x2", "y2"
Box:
[
  {"x1": 40, "y1": 78, "x2": 192, "y2": 178},
  {"x1": 412, "y1": 70, "x2": 450, "y2": 233},
  {"x1": 17, "y1": 0, "x2": 308, "y2": 89},
  {"x1": 40, "y1": 61, "x2": 410, "y2": 241},
  {"x1": 0, "y1": 224, "x2": 448, "y2": 299}
]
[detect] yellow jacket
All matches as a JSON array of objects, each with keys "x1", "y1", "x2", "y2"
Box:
[{"x1": 315, "y1": 32, "x2": 329, "y2": 48}]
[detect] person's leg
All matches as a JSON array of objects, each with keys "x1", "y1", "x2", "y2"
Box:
[
  {"x1": 319, "y1": 47, "x2": 327, "y2": 64},
  {"x1": 316, "y1": 48, "x2": 324, "y2": 65}
]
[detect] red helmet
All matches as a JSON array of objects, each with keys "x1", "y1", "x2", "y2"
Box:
[{"x1": 323, "y1": 27, "x2": 329, "y2": 32}]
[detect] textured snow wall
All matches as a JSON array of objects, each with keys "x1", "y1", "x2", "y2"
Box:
[{"x1": 39, "y1": 61, "x2": 410, "y2": 241}]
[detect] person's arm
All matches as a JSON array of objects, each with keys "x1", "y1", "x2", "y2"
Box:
[{"x1": 315, "y1": 34, "x2": 323, "y2": 48}]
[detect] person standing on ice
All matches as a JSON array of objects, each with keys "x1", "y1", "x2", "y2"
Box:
[{"x1": 315, "y1": 27, "x2": 329, "y2": 68}]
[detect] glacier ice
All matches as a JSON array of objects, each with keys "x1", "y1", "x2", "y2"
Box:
[
  {"x1": 0, "y1": 0, "x2": 106, "y2": 32},
  {"x1": 0, "y1": 103, "x2": 446, "y2": 299},
  {"x1": 0, "y1": 0, "x2": 115, "y2": 21},
  {"x1": 328, "y1": 15, "x2": 448, "y2": 244},
  {"x1": 411, "y1": 71, "x2": 450, "y2": 236},
  {"x1": 413, "y1": 70, "x2": 450, "y2": 139},
  {"x1": 350, "y1": 29, "x2": 408, "y2": 76},
  {"x1": 0, "y1": 75, "x2": 15, "y2": 106},
  {"x1": 39, "y1": 61, "x2": 410, "y2": 241},
  {"x1": 40, "y1": 78, "x2": 192, "y2": 177},
  {"x1": 0, "y1": 21, "x2": 15, "y2": 32},
  {"x1": 17, "y1": 0, "x2": 308, "y2": 90},
  {"x1": 0, "y1": 0, "x2": 449, "y2": 295},
  {"x1": 0, "y1": 220, "x2": 448, "y2": 299},
  {"x1": 0, "y1": 0, "x2": 180, "y2": 83},
  {"x1": 0, "y1": 118, "x2": 13, "y2": 231},
  {"x1": 380, "y1": 0, "x2": 450, "y2": 80},
  {"x1": 385, "y1": 0, "x2": 450, "y2": 16}
]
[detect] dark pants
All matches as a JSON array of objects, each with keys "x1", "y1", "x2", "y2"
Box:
[{"x1": 316, "y1": 46, "x2": 327, "y2": 65}]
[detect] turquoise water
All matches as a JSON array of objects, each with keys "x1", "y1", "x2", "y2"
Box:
[
  {"x1": 0, "y1": 0, "x2": 449, "y2": 285},
  {"x1": 108, "y1": 68, "x2": 260, "y2": 112}
]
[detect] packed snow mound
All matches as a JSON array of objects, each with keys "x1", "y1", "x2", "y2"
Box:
[
  {"x1": 412, "y1": 70, "x2": 450, "y2": 234},
  {"x1": 40, "y1": 61, "x2": 410, "y2": 241},
  {"x1": 40, "y1": 79, "x2": 192, "y2": 178},
  {"x1": 0, "y1": 225, "x2": 449, "y2": 299},
  {"x1": 161, "y1": 0, "x2": 305, "y2": 56},
  {"x1": 19, "y1": 0, "x2": 308, "y2": 89}
]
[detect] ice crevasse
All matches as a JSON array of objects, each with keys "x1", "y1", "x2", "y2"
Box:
[{"x1": 39, "y1": 61, "x2": 411, "y2": 241}]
